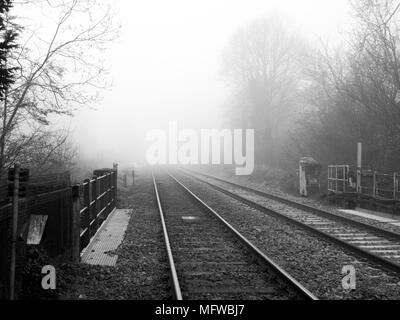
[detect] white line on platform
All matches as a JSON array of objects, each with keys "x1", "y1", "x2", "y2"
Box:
[
  {"x1": 340, "y1": 209, "x2": 400, "y2": 228},
  {"x1": 81, "y1": 209, "x2": 132, "y2": 267}
]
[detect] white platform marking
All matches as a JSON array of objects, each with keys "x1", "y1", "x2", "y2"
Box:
[
  {"x1": 340, "y1": 209, "x2": 400, "y2": 229},
  {"x1": 359, "y1": 245, "x2": 400, "y2": 249},
  {"x1": 340, "y1": 209, "x2": 398, "y2": 223},
  {"x1": 347, "y1": 240, "x2": 388, "y2": 244},
  {"x1": 81, "y1": 209, "x2": 132, "y2": 266}
]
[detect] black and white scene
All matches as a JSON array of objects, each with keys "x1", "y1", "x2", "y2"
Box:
[{"x1": 1, "y1": 0, "x2": 400, "y2": 306}]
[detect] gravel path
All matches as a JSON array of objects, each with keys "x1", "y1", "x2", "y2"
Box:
[
  {"x1": 59, "y1": 169, "x2": 170, "y2": 300},
  {"x1": 176, "y1": 172, "x2": 400, "y2": 300}
]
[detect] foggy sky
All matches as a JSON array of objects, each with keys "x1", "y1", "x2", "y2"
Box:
[{"x1": 31, "y1": 0, "x2": 350, "y2": 168}]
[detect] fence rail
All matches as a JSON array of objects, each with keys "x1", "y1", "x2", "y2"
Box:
[
  {"x1": 77, "y1": 169, "x2": 117, "y2": 251},
  {"x1": 0, "y1": 164, "x2": 118, "y2": 300},
  {"x1": 328, "y1": 165, "x2": 399, "y2": 201},
  {"x1": 328, "y1": 165, "x2": 351, "y2": 193}
]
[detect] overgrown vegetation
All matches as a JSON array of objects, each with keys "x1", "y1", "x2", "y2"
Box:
[
  {"x1": 223, "y1": 0, "x2": 400, "y2": 173},
  {"x1": 0, "y1": 0, "x2": 118, "y2": 177}
]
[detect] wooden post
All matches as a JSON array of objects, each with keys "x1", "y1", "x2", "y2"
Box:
[
  {"x1": 71, "y1": 185, "x2": 81, "y2": 262},
  {"x1": 105, "y1": 173, "x2": 110, "y2": 216},
  {"x1": 9, "y1": 163, "x2": 20, "y2": 300},
  {"x1": 83, "y1": 179, "x2": 91, "y2": 246},
  {"x1": 92, "y1": 176, "x2": 99, "y2": 234},
  {"x1": 100, "y1": 175, "x2": 104, "y2": 217},
  {"x1": 113, "y1": 163, "x2": 118, "y2": 209},
  {"x1": 109, "y1": 173, "x2": 113, "y2": 213}
]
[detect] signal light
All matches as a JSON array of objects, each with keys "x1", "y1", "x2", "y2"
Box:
[
  {"x1": 8, "y1": 168, "x2": 30, "y2": 182},
  {"x1": 8, "y1": 168, "x2": 30, "y2": 198}
]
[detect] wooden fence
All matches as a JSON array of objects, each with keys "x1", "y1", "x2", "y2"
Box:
[
  {"x1": 0, "y1": 165, "x2": 118, "y2": 299},
  {"x1": 74, "y1": 167, "x2": 118, "y2": 254}
]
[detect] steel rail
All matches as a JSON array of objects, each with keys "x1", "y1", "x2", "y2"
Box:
[
  {"x1": 166, "y1": 171, "x2": 318, "y2": 300},
  {"x1": 181, "y1": 169, "x2": 400, "y2": 275},
  {"x1": 152, "y1": 171, "x2": 183, "y2": 300},
  {"x1": 183, "y1": 169, "x2": 400, "y2": 241}
]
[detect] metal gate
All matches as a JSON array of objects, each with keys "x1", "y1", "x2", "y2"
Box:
[{"x1": 328, "y1": 165, "x2": 351, "y2": 193}]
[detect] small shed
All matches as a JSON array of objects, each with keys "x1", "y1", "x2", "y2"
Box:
[{"x1": 299, "y1": 157, "x2": 322, "y2": 197}]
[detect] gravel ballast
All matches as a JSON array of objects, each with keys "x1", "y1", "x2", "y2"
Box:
[
  {"x1": 192, "y1": 168, "x2": 400, "y2": 235},
  {"x1": 155, "y1": 172, "x2": 305, "y2": 300},
  {"x1": 176, "y1": 172, "x2": 400, "y2": 300},
  {"x1": 59, "y1": 169, "x2": 170, "y2": 300}
]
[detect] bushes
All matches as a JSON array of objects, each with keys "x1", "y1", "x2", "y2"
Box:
[{"x1": 19, "y1": 247, "x2": 58, "y2": 300}]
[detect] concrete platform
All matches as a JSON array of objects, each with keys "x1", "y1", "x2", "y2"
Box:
[
  {"x1": 81, "y1": 209, "x2": 132, "y2": 266},
  {"x1": 340, "y1": 209, "x2": 400, "y2": 228}
]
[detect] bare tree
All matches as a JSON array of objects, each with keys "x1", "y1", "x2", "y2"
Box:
[
  {"x1": 5, "y1": 126, "x2": 76, "y2": 172},
  {"x1": 0, "y1": 0, "x2": 119, "y2": 175},
  {"x1": 222, "y1": 13, "x2": 307, "y2": 166},
  {"x1": 293, "y1": 0, "x2": 400, "y2": 170}
]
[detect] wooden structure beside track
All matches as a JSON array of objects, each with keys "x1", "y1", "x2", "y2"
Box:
[{"x1": 0, "y1": 164, "x2": 118, "y2": 299}]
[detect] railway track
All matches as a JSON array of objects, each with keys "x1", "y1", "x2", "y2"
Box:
[
  {"x1": 152, "y1": 170, "x2": 317, "y2": 300},
  {"x1": 180, "y1": 169, "x2": 400, "y2": 275}
]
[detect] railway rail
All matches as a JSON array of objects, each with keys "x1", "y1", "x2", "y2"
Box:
[
  {"x1": 180, "y1": 169, "x2": 400, "y2": 275},
  {"x1": 152, "y1": 170, "x2": 317, "y2": 300}
]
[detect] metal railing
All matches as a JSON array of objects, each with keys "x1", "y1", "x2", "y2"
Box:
[
  {"x1": 359, "y1": 171, "x2": 399, "y2": 200},
  {"x1": 328, "y1": 165, "x2": 351, "y2": 193},
  {"x1": 328, "y1": 165, "x2": 399, "y2": 201}
]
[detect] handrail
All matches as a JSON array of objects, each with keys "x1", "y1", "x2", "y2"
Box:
[{"x1": 77, "y1": 168, "x2": 118, "y2": 250}]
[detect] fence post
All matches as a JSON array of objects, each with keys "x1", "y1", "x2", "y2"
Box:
[
  {"x1": 108, "y1": 173, "x2": 112, "y2": 213},
  {"x1": 92, "y1": 176, "x2": 99, "y2": 234},
  {"x1": 335, "y1": 167, "x2": 338, "y2": 193},
  {"x1": 9, "y1": 163, "x2": 20, "y2": 300},
  {"x1": 83, "y1": 179, "x2": 92, "y2": 246},
  {"x1": 113, "y1": 163, "x2": 118, "y2": 209},
  {"x1": 99, "y1": 175, "x2": 104, "y2": 218},
  {"x1": 123, "y1": 174, "x2": 127, "y2": 188},
  {"x1": 373, "y1": 171, "x2": 377, "y2": 198},
  {"x1": 71, "y1": 185, "x2": 81, "y2": 262}
]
